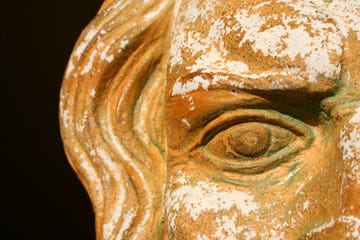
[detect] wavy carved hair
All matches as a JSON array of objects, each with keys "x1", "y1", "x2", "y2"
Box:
[{"x1": 59, "y1": 0, "x2": 174, "y2": 239}]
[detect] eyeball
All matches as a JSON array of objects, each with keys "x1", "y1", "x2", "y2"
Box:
[{"x1": 226, "y1": 123, "x2": 270, "y2": 157}]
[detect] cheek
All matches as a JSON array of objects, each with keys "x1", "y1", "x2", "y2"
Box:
[
  {"x1": 335, "y1": 107, "x2": 360, "y2": 236},
  {"x1": 164, "y1": 143, "x2": 343, "y2": 239},
  {"x1": 165, "y1": 172, "x2": 260, "y2": 239},
  {"x1": 165, "y1": 170, "x2": 329, "y2": 239},
  {"x1": 338, "y1": 107, "x2": 360, "y2": 187}
]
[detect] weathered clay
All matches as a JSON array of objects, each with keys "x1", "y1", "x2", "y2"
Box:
[{"x1": 60, "y1": 0, "x2": 360, "y2": 239}]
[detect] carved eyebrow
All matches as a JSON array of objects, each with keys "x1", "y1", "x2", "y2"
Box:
[
  {"x1": 172, "y1": 71, "x2": 338, "y2": 102},
  {"x1": 168, "y1": 70, "x2": 337, "y2": 131}
]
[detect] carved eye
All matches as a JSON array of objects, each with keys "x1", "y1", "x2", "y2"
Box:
[{"x1": 200, "y1": 110, "x2": 313, "y2": 174}]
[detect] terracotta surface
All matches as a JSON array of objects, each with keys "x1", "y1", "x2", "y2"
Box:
[{"x1": 60, "y1": 0, "x2": 360, "y2": 239}]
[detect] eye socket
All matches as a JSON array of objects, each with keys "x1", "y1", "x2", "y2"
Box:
[{"x1": 200, "y1": 109, "x2": 313, "y2": 174}]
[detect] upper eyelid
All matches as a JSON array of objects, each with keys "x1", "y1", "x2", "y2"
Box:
[{"x1": 199, "y1": 109, "x2": 313, "y2": 147}]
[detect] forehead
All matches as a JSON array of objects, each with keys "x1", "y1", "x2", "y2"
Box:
[{"x1": 168, "y1": 0, "x2": 346, "y2": 93}]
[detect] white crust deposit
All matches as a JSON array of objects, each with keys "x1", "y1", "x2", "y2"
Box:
[
  {"x1": 233, "y1": 2, "x2": 342, "y2": 83},
  {"x1": 169, "y1": 0, "x2": 360, "y2": 97},
  {"x1": 166, "y1": 180, "x2": 259, "y2": 221},
  {"x1": 172, "y1": 75, "x2": 210, "y2": 96}
]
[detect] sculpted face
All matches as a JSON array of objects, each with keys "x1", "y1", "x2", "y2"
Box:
[
  {"x1": 60, "y1": 0, "x2": 359, "y2": 238},
  {"x1": 165, "y1": 0, "x2": 360, "y2": 239}
]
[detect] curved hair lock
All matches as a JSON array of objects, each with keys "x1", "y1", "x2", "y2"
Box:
[{"x1": 59, "y1": 0, "x2": 174, "y2": 239}]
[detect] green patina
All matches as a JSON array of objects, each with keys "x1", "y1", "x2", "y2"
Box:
[
  {"x1": 288, "y1": 162, "x2": 300, "y2": 172},
  {"x1": 257, "y1": 177, "x2": 280, "y2": 187},
  {"x1": 216, "y1": 175, "x2": 280, "y2": 188}
]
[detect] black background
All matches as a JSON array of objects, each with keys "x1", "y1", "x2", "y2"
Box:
[{"x1": 6, "y1": 0, "x2": 104, "y2": 239}]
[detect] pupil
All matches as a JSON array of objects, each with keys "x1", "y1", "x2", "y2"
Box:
[{"x1": 227, "y1": 124, "x2": 270, "y2": 157}]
